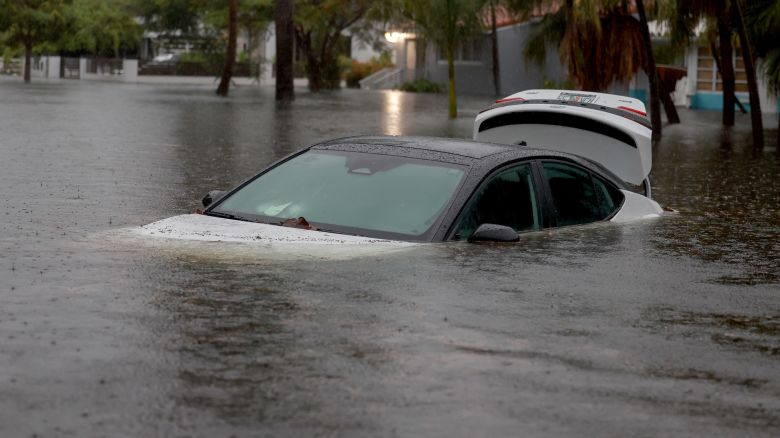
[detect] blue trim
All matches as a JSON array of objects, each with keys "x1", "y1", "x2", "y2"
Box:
[
  {"x1": 628, "y1": 89, "x2": 647, "y2": 105},
  {"x1": 691, "y1": 91, "x2": 752, "y2": 112}
]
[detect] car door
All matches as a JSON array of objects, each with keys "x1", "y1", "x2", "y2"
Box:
[
  {"x1": 539, "y1": 160, "x2": 624, "y2": 227},
  {"x1": 450, "y1": 162, "x2": 543, "y2": 240}
]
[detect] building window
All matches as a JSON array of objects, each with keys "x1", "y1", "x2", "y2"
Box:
[
  {"x1": 438, "y1": 37, "x2": 486, "y2": 64},
  {"x1": 696, "y1": 46, "x2": 748, "y2": 93}
]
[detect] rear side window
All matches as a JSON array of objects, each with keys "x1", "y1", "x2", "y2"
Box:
[
  {"x1": 454, "y1": 164, "x2": 540, "y2": 239},
  {"x1": 542, "y1": 162, "x2": 615, "y2": 226},
  {"x1": 592, "y1": 175, "x2": 624, "y2": 218}
]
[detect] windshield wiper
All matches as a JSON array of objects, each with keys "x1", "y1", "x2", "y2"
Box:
[{"x1": 205, "y1": 211, "x2": 253, "y2": 222}]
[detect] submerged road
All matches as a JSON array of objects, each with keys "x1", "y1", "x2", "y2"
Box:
[{"x1": 1, "y1": 79, "x2": 779, "y2": 437}]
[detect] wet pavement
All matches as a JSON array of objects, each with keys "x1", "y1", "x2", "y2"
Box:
[{"x1": 1, "y1": 78, "x2": 779, "y2": 437}]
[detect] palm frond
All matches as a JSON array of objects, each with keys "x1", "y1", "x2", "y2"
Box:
[
  {"x1": 522, "y1": 9, "x2": 565, "y2": 67},
  {"x1": 761, "y1": 48, "x2": 780, "y2": 96}
]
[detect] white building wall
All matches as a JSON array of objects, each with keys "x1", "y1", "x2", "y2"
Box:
[{"x1": 262, "y1": 23, "x2": 277, "y2": 86}]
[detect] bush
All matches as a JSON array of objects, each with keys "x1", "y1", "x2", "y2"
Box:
[
  {"x1": 399, "y1": 77, "x2": 442, "y2": 93},
  {"x1": 179, "y1": 52, "x2": 209, "y2": 63},
  {"x1": 343, "y1": 52, "x2": 394, "y2": 88}
]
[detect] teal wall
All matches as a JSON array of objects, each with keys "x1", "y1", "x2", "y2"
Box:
[
  {"x1": 618, "y1": 89, "x2": 779, "y2": 113},
  {"x1": 628, "y1": 89, "x2": 647, "y2": 105},
  {"x1": 691, "y1": 92, "x2": 753, "y2": 112}
]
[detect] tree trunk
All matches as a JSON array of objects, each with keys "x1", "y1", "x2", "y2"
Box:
[
  {"x1": 306, "y1": 55, "x2": 322, "y2": 92},
  {"x1": 717, "y1": 0, "x2": 735, "y2": 126},
  {"x1": 734, "y1": 0, "x2": 764, "y2": 149},
  {"x1": 636, "y1": 0, "x2": 661, "y2": 139},
  {"x1": 24, "y1": 42, "x2": 32, "y2": 83},
  {"x1": 216, "y1": 0, "x2": 237, "y2": 96},
  {"x1": 710, "y1": 41, "x2": 747, "y2": 114},
  {"x1": 275, "y1": 0, "x2": 295, "y2": 101},
  {"x1": 659, "y1": 81, "x2": 681, "y2": 124},
  {"x1": 490, "y1": 1, "x2": 501, "y2": 97},
  {"x1": 447, "y1": 45, "x2": 457, "y2": 119}
]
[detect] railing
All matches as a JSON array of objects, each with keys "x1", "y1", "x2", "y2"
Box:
[
  {"x1": 359, "y1": 67, "x2": 402, "y2": 90},
  {"x1": 1, "y1": 58, "x2": 22, "y2": 75},
  {"x1": 138, "y1": 61, "x2": 254, "y2": 77}
]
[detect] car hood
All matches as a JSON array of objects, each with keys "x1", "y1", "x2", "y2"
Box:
[{"x1": 134, "y1": 214, "x2": 415, "y2": 246}]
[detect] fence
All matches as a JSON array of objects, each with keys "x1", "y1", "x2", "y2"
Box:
[
  {"x1": 139, "y1": 61, "x2": 254, "y2": 77},
  {"x1": 61, "y1": 57, "x2": 80, "y2": 79},
  {"x1": 86, "y1": 57, "x2": 124, "y2": 75}
]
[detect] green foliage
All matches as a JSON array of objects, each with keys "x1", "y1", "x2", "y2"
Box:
[
  {"x1": 0, "y1": 0, "x2": 70, "y2": 49},
  {"x1": 294, "y1": 0, "x2": 385, "y2": 91},
  {"x1": 132, "y1": 0, "x2": 202, "y2": 35},
  {"x1": 59, "y1": 0, "x2": 142, "y2": 56},
  {"x1": 179, "y1": 51, "x2": 209, "y2": 63},
  {"x1": 399, "y1": 77, "x2": 442, "y2": 93},
  {"x1": 343, "y1": 52, "x2": 393, "y2": 88},
  {"x1": 541, "y1": 76, "x2": 574, "y2": 90},
  {"x1": 200, "y1": 0, "x2": 271, "y2": 36},
  {"x1": 523, "y1": 9, "x2": 566, "y2": 68},
  {"x1": 653, "y1": 41, "x2": 686, "y2": 66},
  {"x1": 515, "y1": 1, "x2": 648, "y2": 91},
  {"x1": 400, "y1": 0, "x2": 485, "y2": 57},
  {"x1": 400, "y1": 0, "x2": 486, "y2": 116},
  {"x1": 133, "y1": 0, "x2": 271, "y2": 63},
  {"x1": 746, "y1": 0, "x2": 780, "y2": 95}
]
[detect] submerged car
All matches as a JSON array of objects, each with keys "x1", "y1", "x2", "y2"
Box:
[
  {"x1": 140, "y1": 89, "x2": 663, "y2": 244},
  {"x1": 140, "y1": 133, "x2": 661, "y2": 244}
]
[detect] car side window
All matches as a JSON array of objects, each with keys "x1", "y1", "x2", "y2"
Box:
[
  {"x1": 592, "y1": 175, "x2": 624, "y2": 218},
  {"x1": 454, "y1": 164, "x2": 540, "y2": 240},
  {"x1": 542, "y1": 161, "x2": 610, "y2": 226}
]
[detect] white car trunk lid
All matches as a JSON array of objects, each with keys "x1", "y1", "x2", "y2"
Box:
[{"x1": 474, "y1": 89, "x2": 652, "y2": 186}]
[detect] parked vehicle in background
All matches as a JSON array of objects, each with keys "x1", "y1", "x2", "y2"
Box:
[
  {"x1": 474, "y1": 89, "x2": 655, "y2": 196},
  {"x1": 146, "y1": 53, "x2": 181, "y2": 66}
]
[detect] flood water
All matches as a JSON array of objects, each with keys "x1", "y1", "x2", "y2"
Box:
[{"x1": 1, "y1": 78, "x2": 779, "y2": 437}]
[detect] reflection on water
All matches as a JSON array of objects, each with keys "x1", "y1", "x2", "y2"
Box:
[
  {"x1": 383, "y1": 90, "x2": 403, "y2": 136},
  {"x1": 651, "y1": 117, "x2": 780, "y2": 285},
  {"x1": 1, "y1": 80, "x2": 779, "y2": 437}
]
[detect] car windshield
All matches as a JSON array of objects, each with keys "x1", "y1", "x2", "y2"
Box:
[{"x1": 210, "y1": 150, "x2": 466, "y2": 240}]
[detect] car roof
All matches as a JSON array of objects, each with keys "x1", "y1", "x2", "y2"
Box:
[
  {"x1": 311, "y1": 135, "x2": 627, "y2": 187},
  {"x1": 314, "y1": 135, "x2": 518, "y2": 160}
]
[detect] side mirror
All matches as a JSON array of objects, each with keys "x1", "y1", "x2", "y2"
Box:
[
  {"x1": 469, "y1": 223, "x2": 519, "y2": 243},
  {"x1": 202, "y1": 190, "x2": 226, "y2": 208}
]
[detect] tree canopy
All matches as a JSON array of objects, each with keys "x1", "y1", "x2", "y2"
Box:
[
  {"x1": 59, "y1": 0, "x2": 142, "y2": 56},
  {"x1": 0, "y1": 0, "x2": 70, "y2": 81}
]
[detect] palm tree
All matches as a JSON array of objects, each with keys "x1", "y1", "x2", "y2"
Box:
[
  {"x1": 0, "y1": 0, "x2": 67, "y2": 83},
  {"x1": 488, "y1": 0, "x2": 501, "y2": 96},
  {"x1": 746, "y1": 0, "x2": 780, "y2": 148},
  {"x1": 216, "y1": 0, "x2": 237, "y2": 96},
  {"x1": 636, "y1": 0, "x2": 662, "y2": 138},
  {"x1": 733, "y1": 0, "x2": 763, "y2": 149},
  {"x1": 402, "y1": 0, "x2": 486, "y2": 118},
  {"x1": 675, "y1": 0, "x2": 737, "y2": 126},
  {"x1": 517, "y1": 0, "x2": 664, "y2": 135},
  {"x1": 275, "y1": 0, "x2": 295, "y2": 101}
]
